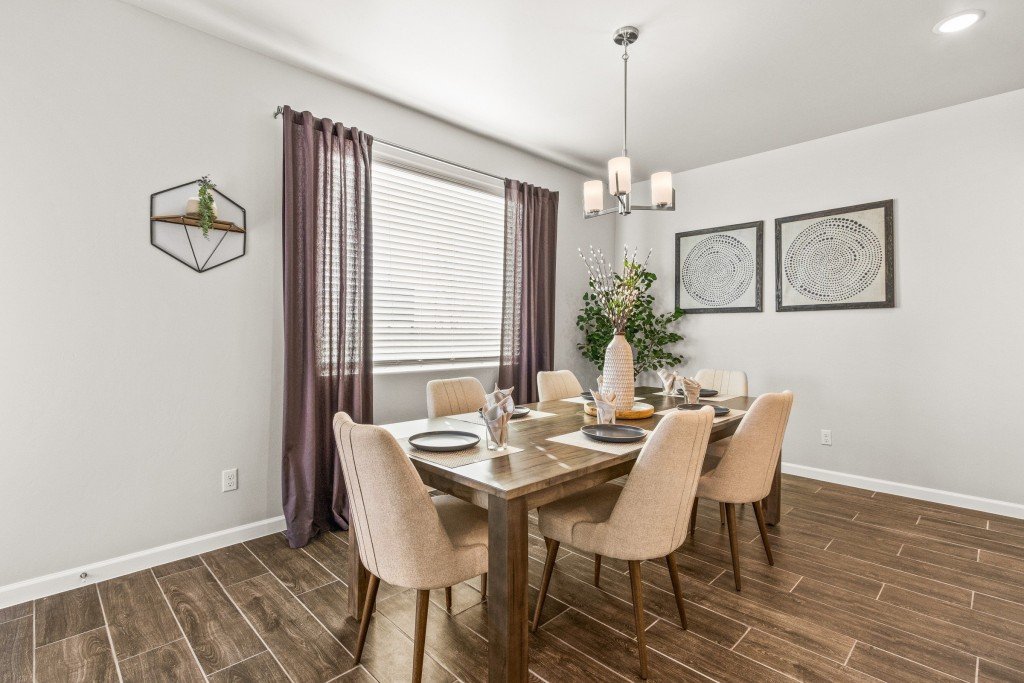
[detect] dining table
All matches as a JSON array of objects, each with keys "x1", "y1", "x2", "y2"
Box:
[{"x1": 349, "y1": 386, "x2": 780, "y2": 682}]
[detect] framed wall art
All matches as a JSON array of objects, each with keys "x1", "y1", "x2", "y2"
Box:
[
  {"x1": 674, "y1": 221, "x2": 763, "y2": 313},
  {"x1": 775, "y1": 199, "x2": 894, "y2": 311}
]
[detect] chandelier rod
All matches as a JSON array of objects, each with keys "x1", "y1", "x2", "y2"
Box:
[{"x1": 622, "y1": 38, "x2": 629, "y2": 157}]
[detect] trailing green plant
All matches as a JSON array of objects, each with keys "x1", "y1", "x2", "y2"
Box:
[
  {"x1": 576, "y1": 251, "x2": 684, "y2": 376},
  {"x1": 197, "y1": 175, "x2": 216, "y2": 238}
]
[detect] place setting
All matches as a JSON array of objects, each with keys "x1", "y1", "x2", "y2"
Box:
[
  {"x1": 548, "y1": 386, "x2": 650, "y2": 454},
  {"x1": 654, "y1": 375, "x2": 743, "y2": 421},
  {"x1": 403, "y1": 385, "x2": 524, "y2": 467}
]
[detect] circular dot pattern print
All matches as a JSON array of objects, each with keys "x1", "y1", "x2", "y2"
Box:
[
  {"x1": 784, "y1": 217, "x2": 883, "y2": 302},
  {"x1": 682, "y1": 234, "x2": 755, "y2": 307}
]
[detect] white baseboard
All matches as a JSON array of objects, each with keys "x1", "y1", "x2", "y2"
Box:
[
  {"x1": 0, "y1": 516, "x2": 286, "y2": 609},
  {"x1": 782, "y1": 463, "x2": 1024, "y2": 520}
]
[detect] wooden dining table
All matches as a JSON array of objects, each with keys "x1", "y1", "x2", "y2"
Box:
[{"x1": 349, "y1": 387, "x2": 780, "y2": 682}]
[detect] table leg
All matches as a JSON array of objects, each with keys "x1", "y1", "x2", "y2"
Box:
[
  {"x1": 347, "y1": 529, "x2": 370, "y2": 620},
  {"x1": 487, "y1": 496, "x2": 529, "y2": 682},
  {"x1": 763, "y1": 451, "x2": 783, "y2": 526}
]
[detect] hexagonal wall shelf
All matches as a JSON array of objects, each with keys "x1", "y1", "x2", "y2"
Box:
[{"x1": 150, "y1": 179, "x2": 246, "y2": 272}]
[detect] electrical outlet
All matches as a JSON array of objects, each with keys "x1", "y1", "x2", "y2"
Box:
[
  {"x1": 222, "y1": 468, "x2": 238, "y2": 492},
  {"x1": 820, "y1": 429, "x2": 832, "y2": 446}
]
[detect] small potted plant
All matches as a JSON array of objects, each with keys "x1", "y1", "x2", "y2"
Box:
[{"x1": 185, "y1": 175, "x2": 218, "y2": 238}]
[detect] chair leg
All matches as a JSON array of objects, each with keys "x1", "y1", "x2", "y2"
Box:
[
  {"x1": 594, "y1": 554, "x2": 602, "y2": 587},
  {"x1": 752, "y1": 500, "x2": 775, "y2": 566},
  {"x1": 444, "y1": 586, "x2": 452, "y2": 612},
  {"x1": 531, "y1": 539, "x2": 560, "y2": 632},
  {"x1": 413, "y1": 589, "x2": 430, "y2": 683},
  {"x1": 480, "y1": 573, "x2": 487, "y2": 602},
  {"x1": 627, "y1": 561, "x2": 650, "y2": 680},
  {"x1": 719, "y1": 502, "x2": 727, "y2": 525},
  {"x1": 664, "y1": 553, "x2": 688, "y2": 630},
  {"x1": 689, "y1": 497, "x2": 699, "y2": 539},
  {"x1": 353, "y1": 573, "x2": 380, "y2": 663},
  {"x1": 724, "y1": 503, "x2": 742, "y2": 591}
]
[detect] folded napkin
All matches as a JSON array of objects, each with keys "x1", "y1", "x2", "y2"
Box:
[
  {"x1": 482, "y1": 384, "x2": 516, "y2": 447},
  {"x1": 680, "y1": 377, "x2": 701, "y2": 404},
  {"x1": 590, "y1": 386, "x2": 617, "y2": 424},
  {"x1": 657, "y1": 368, "x2": 677, "y2": 395}
]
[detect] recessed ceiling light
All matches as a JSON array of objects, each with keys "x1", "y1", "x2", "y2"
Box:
[{"x1": 933, "y1": 9, "x2": 985, "y2": 34}]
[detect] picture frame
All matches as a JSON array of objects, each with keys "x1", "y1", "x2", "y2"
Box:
[
  {"x1": 775, "y1": 199, "x2": 894, "y2": 312},
  {"x1": 674, "y1": 221, "x2": 763, "y2": 314}
]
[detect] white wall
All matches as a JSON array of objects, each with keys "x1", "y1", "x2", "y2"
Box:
[
  {"x1": 0, "y1": 0, "x2": 610, "y2": 588},
  {"x1": 617, "y1": 89, "x2": 1024, "y2": 509}
]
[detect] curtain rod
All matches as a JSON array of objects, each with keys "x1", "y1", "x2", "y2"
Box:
[{"x1": 273, "y1": 106, "x2": 506, "y2": 183}]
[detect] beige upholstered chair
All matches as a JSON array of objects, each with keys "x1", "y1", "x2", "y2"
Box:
[
  {"x1": 690, "y1": 391, "x2": 794, "y2": 592},
  {"x1": 425, "y1": 376, "x2": 487, "y2": 418},
  {"x1": 532, "y1": 408, "x2": 714, "y2": 679},
  {"x1": 333, "y1": 413, "x2": 488, "y2": 681},
  {"x1": 536, "y1": 369, "x2": 584, "y2": 402},
  {"x1": 695, "y1": 368, "x2": 748, "y2": 397},
  {"x1": 696, "y1": 369, "x2": 749, "y2": 486}
]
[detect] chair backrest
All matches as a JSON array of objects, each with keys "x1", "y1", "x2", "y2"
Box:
[
  {"x1": 425, "y1": 376, "x2": 487, "y2": 418},
  {"x1": 332, "y1": 412, "x2": 459, "y2": 587},
  {"x1": 585, "y1": 408, "x2": 714, "y2": 560},
  {"x1": 536, "y1": 370, "x2": 584, "y2": 402},
  {"x1": 695, "y1": 368, "x2": 748, "y2": 396},
  {"x1": 704, "y1": 391, "x2": 794, "y2": 502}
]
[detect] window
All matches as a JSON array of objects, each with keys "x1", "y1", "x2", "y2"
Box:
[{"x1": 371, "y1": 160, "x2": 505, "y2": 367}]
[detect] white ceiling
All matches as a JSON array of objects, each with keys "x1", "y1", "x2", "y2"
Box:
[{"x1": 125, "y1": 0, "x2": 1024, "y2": 177}]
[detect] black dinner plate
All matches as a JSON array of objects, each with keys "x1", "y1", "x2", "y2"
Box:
[
  {"x1": 510, "y1": 406, "x2": 531, "y2": 419},
  {"x1": 581, "y1": 424, "x2": 646, "y2": 443},
  {"x1": 677, "y1": 404, "x2": 730, "y2": 417},
  {"x1": 408, "y1": 431, "x2": 480, "y2": 452}
]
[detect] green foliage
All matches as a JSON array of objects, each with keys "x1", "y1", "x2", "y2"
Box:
[
  {"x1": 197, "y1": 175, "x2": 216, "y2": 238},
  {"x1": 576, "y1": 266, "x2": 684, "y2": 376}
]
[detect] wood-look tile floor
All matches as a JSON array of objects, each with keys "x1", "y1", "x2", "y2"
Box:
[{"x1": 4, "y1": 474, "x2": 1024, "y2": 682}]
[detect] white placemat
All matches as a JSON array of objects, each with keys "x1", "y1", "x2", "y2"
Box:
[
  {"x1": 547, "y1": 429, "x2": 650, "y2": 455},
  {"x1": 447, "y1": 409, "x2": 557, "y2": 424},
  {"x1": 655, "y1": 407, "x2": 746, "y2": 423},
  {"x1": 402, "y1": 439, "x2": 524, "y2": 468},
  {"x1": 559, "y1": 396, "x2": 590, "y2": 404}
]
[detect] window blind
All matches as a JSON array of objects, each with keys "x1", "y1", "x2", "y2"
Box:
[{"x1": 371, "y1": 161, "x2": 505, "y2": 366}]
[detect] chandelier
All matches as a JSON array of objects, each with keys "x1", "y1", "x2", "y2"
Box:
[{"x1": 584, "y1": 26, "x2": 675, "y2": 219}]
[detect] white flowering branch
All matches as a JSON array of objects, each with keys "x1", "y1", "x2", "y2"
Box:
[{"x1": 578, "y1": 245, "x2": 652, "y2": 334}]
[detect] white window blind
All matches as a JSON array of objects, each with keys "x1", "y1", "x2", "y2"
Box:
[{"x1": 371, "y1": 161, "x2": 505, "y2": 366}]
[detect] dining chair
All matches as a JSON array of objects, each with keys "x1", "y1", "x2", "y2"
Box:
[
  {"x1": 531, "y1": 408, "x2": 714, "y2": 679},
  {"x1": 694, "y1": 368, "x2": 748, "y2": 397},
  {"x1": 689, "y1": 391, "x2": 794, "y2": 591},
  {"x1": 425, "y1": 376, "x2": 487, "y2": 418},
  {"x1": 695, "y1": 368, "x2": 749, "y2": 513},
  {"x1": 333, "y1": 413, "x2": 488, "y2": 682},
  {"x1": 536, "y1": 369, "x2": 584, "y2": 402}
]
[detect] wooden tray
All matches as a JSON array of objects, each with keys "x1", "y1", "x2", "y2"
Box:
[{"x1": 584, "y1": 402, "x2": 655, "y2": 420}]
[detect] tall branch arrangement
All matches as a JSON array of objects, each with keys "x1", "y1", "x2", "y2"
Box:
[
  {"x1": 578, "y1": 246, "x2": 650, "y2": 334},
  {"x1": 576, "y1": 246, "x2": 684, "y2": 375}
]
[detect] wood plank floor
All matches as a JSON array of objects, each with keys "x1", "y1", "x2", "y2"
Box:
[{"x1": 4, "y1": 474, "x2": 1024, "y2": 682}]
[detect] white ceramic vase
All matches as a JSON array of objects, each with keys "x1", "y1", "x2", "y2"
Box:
[{"x1": 603, "y1": 333, "x2": 635, "y2": 411}]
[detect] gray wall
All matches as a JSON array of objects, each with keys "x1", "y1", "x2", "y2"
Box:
[
  {"x1": 0, "y1": 0, "x2": 611, "y2": 586},
  {"x1": 616, "y1": 89, "x2": 1024, "y2": 508}
]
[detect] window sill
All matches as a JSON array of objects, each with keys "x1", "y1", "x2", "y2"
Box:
[{"x1": 373, "y1": 360, "x2": 499, "y2": 376}]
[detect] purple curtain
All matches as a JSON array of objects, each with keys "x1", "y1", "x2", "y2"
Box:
[
  {"x1": 499, "y1": 180, "x2": 559, "y2": 403},
  {"x1": 281, "y1": 107, "x2": 373, "y2": 548}
]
